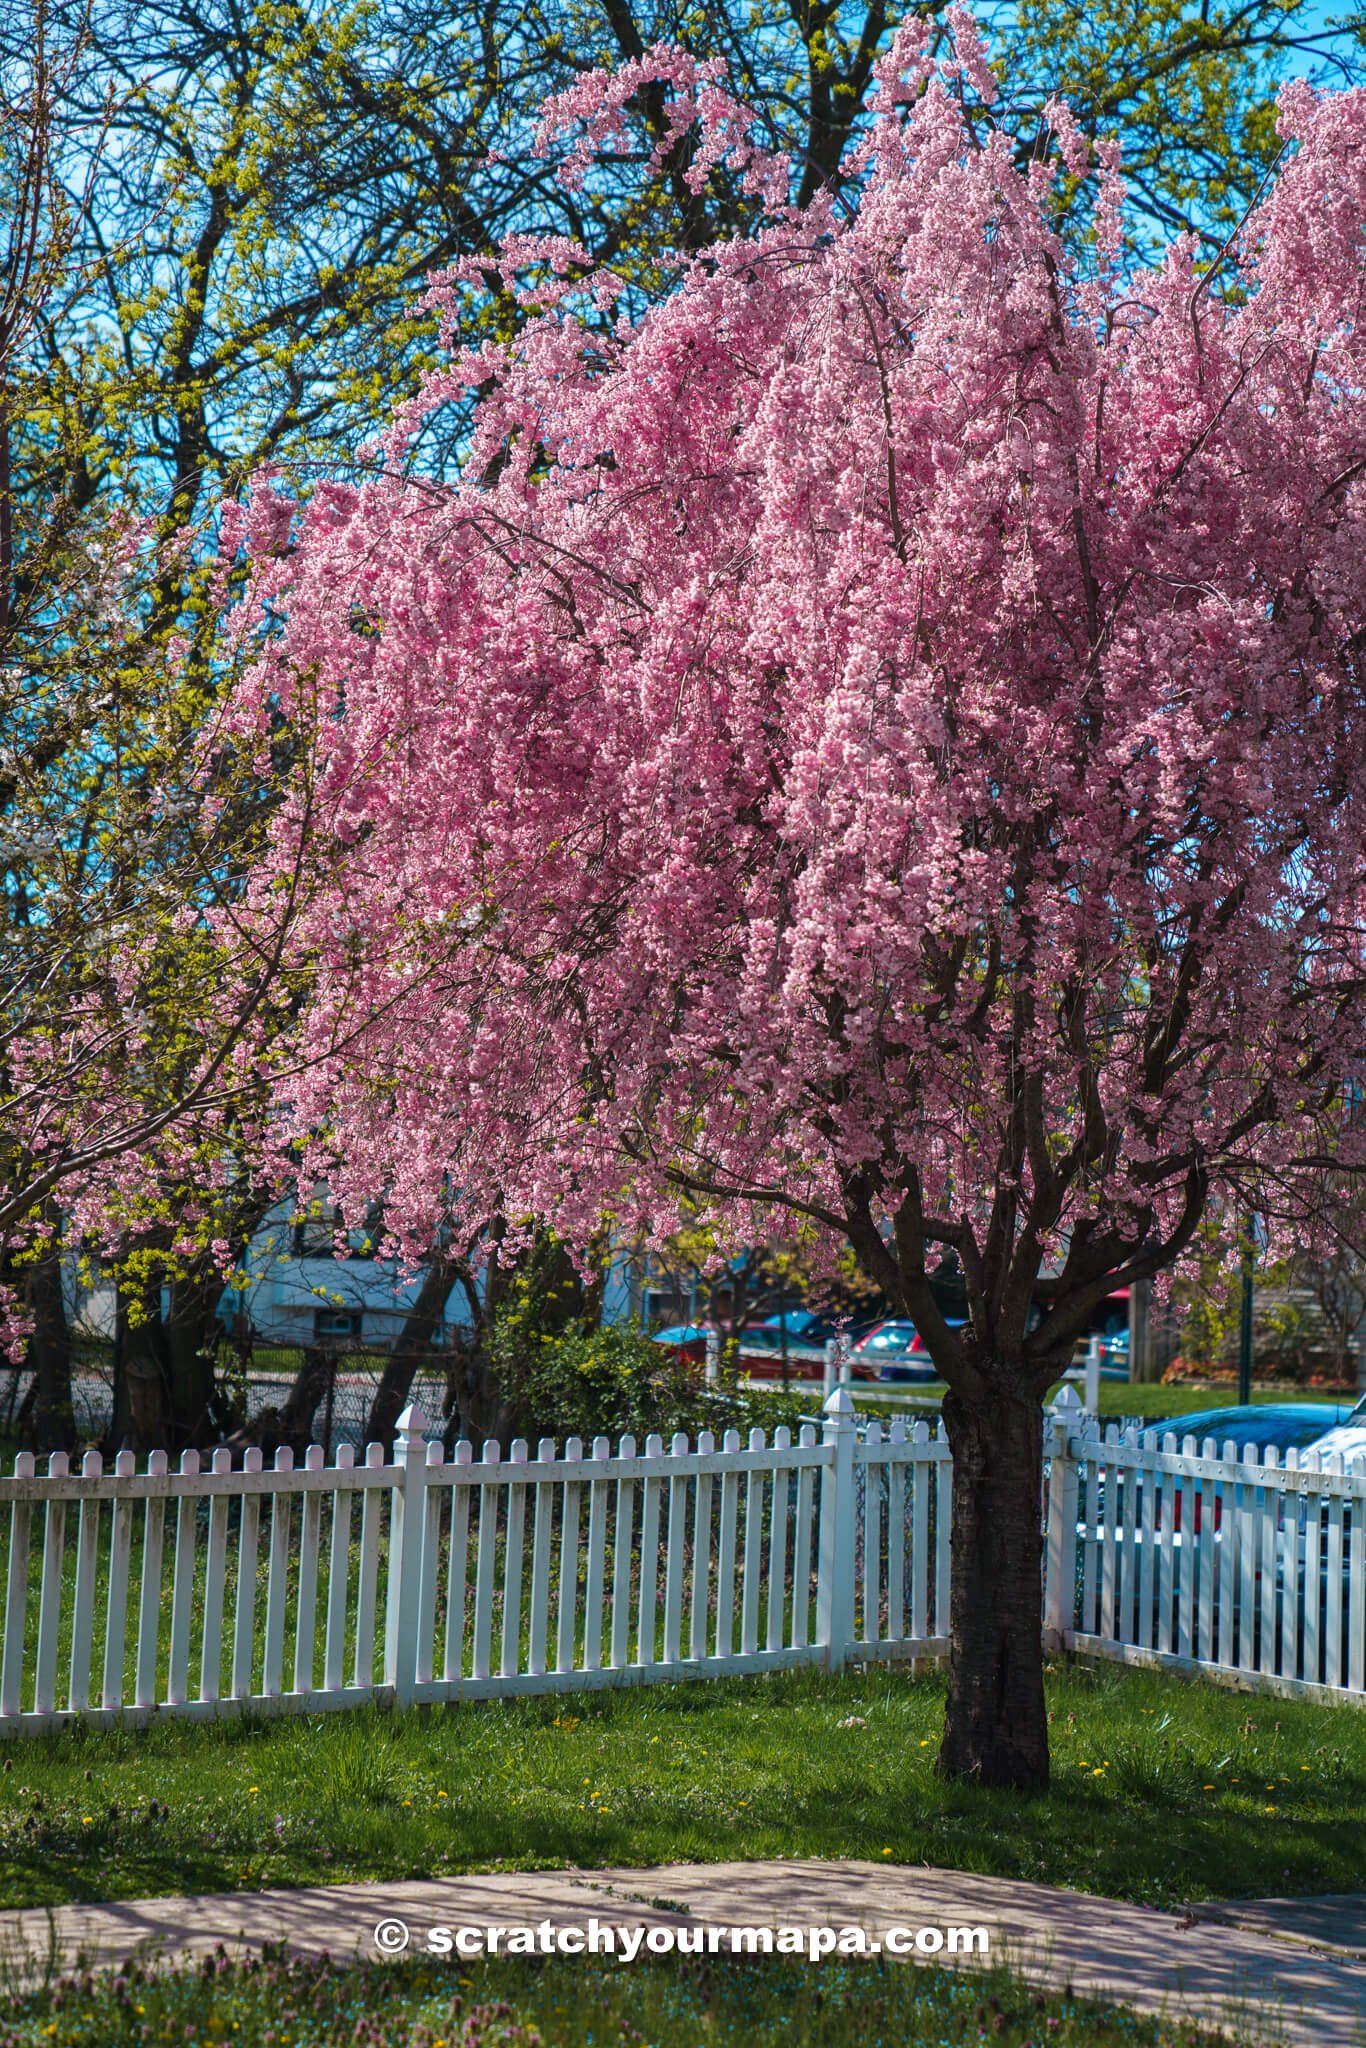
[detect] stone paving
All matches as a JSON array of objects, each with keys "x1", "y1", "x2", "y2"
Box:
[
  {"x1": 0, "y1": 1862, "x2": 1360, "y2": 2046},
  {"x1": 1192, "y1": 1894, "x2": 1365, "y2": 1961}
]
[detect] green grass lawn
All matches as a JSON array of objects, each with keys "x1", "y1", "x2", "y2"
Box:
[
  {"x1": 0, "y1": 1948, "x2": 1249, "y2": 2048},
  {"x1": 1077, "y1": 1382, "x2": 1360, "y2": 1421},
  {"x1": 845, "y1": 1380, "x2": 1359, "y2": 1421},
  {"x1": 0, "y1": 1662, "x2": 1360, "y2": 1915}
]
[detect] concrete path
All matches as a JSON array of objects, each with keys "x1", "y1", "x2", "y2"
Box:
[
  {"x1": 0, "y1": 1862, "x2": 1360, "y2": 2048},
  {"x1": 1193, "y1": 1895, "x2": 1365, "y2": 1961}
]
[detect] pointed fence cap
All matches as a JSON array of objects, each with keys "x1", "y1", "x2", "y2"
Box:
[
  {"x1": 395, "y1": 1403, "x2": 428, "y2": 1437},
  {"x1": 822, "y1": 1385, "x2": 857, "y2": 1421}
]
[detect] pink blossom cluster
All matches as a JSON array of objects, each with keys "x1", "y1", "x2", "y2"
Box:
[{"x1": 216, "y1": 19, "x2": 1366, "y2": 1341}]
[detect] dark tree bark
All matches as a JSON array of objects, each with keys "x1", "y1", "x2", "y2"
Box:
[
  {"x1": 162, "y1": 1272, "x2": 221, "y2": 1444},
  {"x1": 937, "y1": 1381, "x2": 1050, "y2": 1789},
  {"x1": 116, "y1": 1275, "x2": 171, "y2": 1452},
  {"x1": 279, "y1": 1346, "x2": 333, "y2": 1452},
  {"x1": 363, "y1": 1249, "x2": 456, "y2": 1449},
  {"x1": 114, "y1": 1267, "x2": 228, "y2": 1452},
  {"x1": 220, "y1": 1345, "x2": 332, "y2": 1460},
  {"x1": 26, "y1": 1240, "x2": 75, "y2": 1454},
  {"x1": 442, "y1": 1233, "x2": 533, "y2": 1448}
]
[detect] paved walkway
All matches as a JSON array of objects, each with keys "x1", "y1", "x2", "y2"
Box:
[
  {"x1": 1195, "y1": 1895, "x2": 1365, "y2": 1961},
  {"x1": 0, "y1": 1863, "x2": 1361, "y2": 2047}
]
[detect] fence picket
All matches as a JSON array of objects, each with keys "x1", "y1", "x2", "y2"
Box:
[
  {"x1": 167, "y1": 1450, "x2": 200, "y2": 1707},
  {"x1": 610, "y1": 1436, "x2": 636, "y2": 1671},
  {"x1": 1279, "y1": 1448, "x2": 1300, "y2": 1682},
  {"x1": 1325, "y1": 1455, "x2": 1346, "y2": 1690},
  {"x1": 1302, "y1": 1453, "x2": 1323, "y2": 1686},
  {"x1": 1117, "y1": 1432, "x2": 1137, "y2": 1644},
  {"x1": 293, "y1": 1445, "x2": 325, "y2": 1695},
  {"x1": 261, "y1": 1449, "x2": 294, "y2": 1699},
  {"x1": 792, "y1": 1425, "x2": 817, "y2": 1649},
  {"x1": 1136, "y1": 1442, "x2": 1155, "y2": 1652},
  {"x1": 472, "y1": 1441, "x2": 501, "y2": 1682},
  {"x1": 526, "y1": 1440, "x2": 554, "y2": 1680},
  {"x1": 1100, "y1": 1426, "x2": 1120, "y2": 1643},
  {"x1": 886, "y1": 1423, "x2": 906, "y2": 1644},
  {"x1": 1235, "y1": 1445, "x2": 1256, "y2": 1671},
  {"x1": 1217, "y1": 1440, "x2": 1237, "y2": 1672},
  {"x1": 862, "y1": 1422, "x2": 882, "y2": 1646},
  {"x1": 1080, "y1": 1427, "x2": 1099, "y2": 1637},
  {"x1": 1, "y1": 1455, "x2": 35, "y2": 1720},
  {"x1": 68, "y1": 1451, "x2": 103, "y2": 1713},
  {"x1": 501, "y1": 1441, "x2": 529, "y2": 1680},
  {"x1": 417, "y1": 1441, "x2": 444, "y2": 1688},
  {"x1": 662, "y1": 1433, "x2": 689, "y2": 1666},
  {"x1": 767, "y1": 1427, "x2": 791, "y2": 1652},
  {"x1": 322, "y1": 1445, "x2": 355, "y2": 1696},
  {"x1": 1350, "y1": 1468, "x2": 1365, "y2": 1696},
  {"x1": 583, "y1": 1437, "x2": 611, "y2": 1671},
  {"x1": 934, "y1": 1435, "x2": 951, "y2": 1636},
  {"x1": 690, "y1": 1433, "x2": 715, "y2": 1663},
  {"x1": 715, "y1": 1431, "x2": 741, "y2": 1659},
  {"x1": 741, "y1": 1430, "x2": 765, "y2": 1658},
  {"x1": 1174, "y1": 1435, "x2": 1197, "y2": 1660},
  {"x1": 556, "y1": 1438, "x2": 583, "y2": 1674},
  {"x1": 636, "y1": 1433, "x2": 664, "y2": 1665},
  {"x1": 34, "y1": 1454, "x2": 69, "y2": 1717},
  {"x1": 354, "y1": 1444, "x2": 386, "y2": 1689},
  {"x1": 102, "y1": 1450, "x2": 135, "y2": 1710},
  {"x1": 1258, "y1": 1445, "x2": 1280, "y2": 1680},
  {"x1": 1196, "y1": 1437, "x2": 1216, "y2": 1667},
  {"x1": 135, "y1": 1451, "x2": 168, "y2": 1709}
]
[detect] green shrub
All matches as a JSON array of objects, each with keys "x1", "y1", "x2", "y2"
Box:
[{"x1": 492, "y1": 1316, "x2": 808, "y2": 1446}]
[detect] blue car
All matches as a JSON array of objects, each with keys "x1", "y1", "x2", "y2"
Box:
[{"x1": 852, "y1": 1316, "x2": 968, "y2": 1382}]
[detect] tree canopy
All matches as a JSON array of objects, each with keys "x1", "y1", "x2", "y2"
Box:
[{"x1": 215, "y1": 17, "x2": 1366, "y2": 1780}]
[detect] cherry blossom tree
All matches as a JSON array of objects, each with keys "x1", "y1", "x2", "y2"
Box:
[{"x1": 218, "y1": 16, "x2": 1366, "y2": 1786}]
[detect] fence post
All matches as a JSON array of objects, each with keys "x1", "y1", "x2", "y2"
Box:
[
  {"x1": 817, "y1": 1386, "x2": 858, "y2": 1666},
  {"x1": 822, "y1": 1342, "x2": 836, "y2": 1401},
  {"x1": 1084, "y1": 1335, "x2": 1101, "y2": 1416},
  {"x1": 1043, "y1": 1412, "x2": 1080, "y2": 1651},
  {"x1": 385, "y1": 1403, "x2": 429, "y2": 1706}
]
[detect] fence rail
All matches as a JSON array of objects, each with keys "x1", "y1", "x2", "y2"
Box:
[{"x1": 0, "y1": 1399, "x2": 1361, "y2": 1738}]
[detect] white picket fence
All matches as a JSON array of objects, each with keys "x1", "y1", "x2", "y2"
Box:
[
  {"x1": 0, "y1": 1394, "x2": 952, "y2": 1736},
  {"x1": 1, "y1": 1398, "x2": 1362, "y2": 1739},
  {"x1": 1043, "y1": 1419, "x2": 1366, "y2": 1707}
]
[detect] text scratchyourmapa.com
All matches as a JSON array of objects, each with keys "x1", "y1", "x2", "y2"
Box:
[{"x1": 371, "y1": 1917, "x2": 991, "y2": 1963}]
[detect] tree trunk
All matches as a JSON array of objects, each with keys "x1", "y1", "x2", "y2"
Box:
[
  {"x1": 117, "y1": 1278, "x2": 172, "y2": 1453},
  {"x1": 280, "y1": 1346, "x2": 333, "y2": 1453},
  {"x1": 363, "y1": 1250, "x2": 454, "y2": 1449},
  {"x1": 937, "y1": 1382, "x2": 1049, "y2": 1790},
  {"x1": 446, "y1": 1331, "x2": 526, "y2": 1450},
  {"x1": 27, "y1": 1241, "x2": 76, "y2": 1455},
  {"x1": 162, "y1": 1272, "x2": 222, "y2": 1445}
]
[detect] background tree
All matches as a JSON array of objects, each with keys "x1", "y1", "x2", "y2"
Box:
[
  {"x1": 24, "y1": 0, "x2": 1364, "y2": 528},
  {"x1": 218, "y1": 23, "x2": 1366, "y2": 1789}
]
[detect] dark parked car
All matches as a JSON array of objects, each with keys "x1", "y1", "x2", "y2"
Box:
[
  {"x1": 742, "y1": 1309, "x2": 878, "y2": 1351},
  {"x1": 649, "y1": 1322, "x2": 711, "y2": 1366},
  {"x1": 740, "y1": 1310, "x2": 885, "y2": 1381},
  {"x1": 852, "y1": 1317, "x2": 968, "y2": 1382}
]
